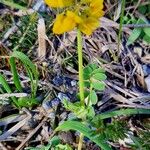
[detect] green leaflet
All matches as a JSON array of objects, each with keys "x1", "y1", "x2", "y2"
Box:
[
  {"x1": 127, "y1": 28, "x2": 142, "y2": 45},
  {"x1": 0, "y1": 74, "x2": 18, "y2": 107},
  {"x1": 56, "y1": 121, "x2": 112, "y2": 150},
  {"x1": 9, "y1": 57, "x2": 23, "y2": 92}
]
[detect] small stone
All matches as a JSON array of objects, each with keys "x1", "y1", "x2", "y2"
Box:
[
  {"x1": 64, "y1": 77, "x2": 72, "y2": 87},
  {"x1": 51, "y1": 98, "x2": 60, "y2": 108},
  {"x1": 71, "y1": 80, "x2": 77, "y2": 86},
  {"x1": 48, "y1": 112, "x2": 55, "y2": 119},
  {"x1": 143, "y1": 65, "x2": 150, "y2": 76},
  {"x1": 57, "y1": 92, "x2": 70, "y2": 101},
  {"x1": 52, "y1": 75, "x2": 64, "y2": 86},
  {"x1": 60, "y1": 112, "x2": 67, "y2": 120},
  {"x1": 145, "y1": 75, "x2": 150, "y2": 92},
  {"x1": 42, "y1": 100, "x2": 52, "y2": 110}
]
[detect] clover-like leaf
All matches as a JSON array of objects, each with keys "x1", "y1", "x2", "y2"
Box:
[
  {"x1": 90, "y1": 90, "x2": 98, "y2": 105},
  {"x1": 92, "y1": 73, "x2": 107, "y2": 81},
  {"x1": 92, "y1": 81, "x2": 105, "y2": 91}
]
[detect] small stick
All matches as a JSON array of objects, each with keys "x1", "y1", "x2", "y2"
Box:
[{"x1": 16, "y1": 117, "x2": 46, "y2": 150}]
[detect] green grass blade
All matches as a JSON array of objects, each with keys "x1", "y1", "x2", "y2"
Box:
[
  {"x1": 11, "y1": 51, "x2": 38, "y2": 97},
  {"x1": 0, "y1": 0, "x2": 27, "y2": 10},
  {"x1": 0, "y1": 74, "x2": 12, "y2": 93},
  {"x1": 94, "y1": 108, "x2": 150, "y2": 120},
  {"x1": 117, "y1": 0, "x2": 126, "y2": 53},
  {"x1": 9, "y1": 57, "x2": 23, "y2": 92},
  {"x1": 56, "y1": 121, "x2": 112, "y2": 150},
  {"x1": 0, "y1": 74, "x2": 18, "y2": 107}
]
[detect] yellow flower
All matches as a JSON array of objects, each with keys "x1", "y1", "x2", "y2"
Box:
[
  {"x1": 78, "y1": 17, "x2": 99, "y2": 35},
  {"x1": 46, "y1": 0, "x2": 104, "y2": 35},
  {"x1": 89, "y1": 0, "x2": 104, "y2": 18},
  {"x1": 53, "y1": 11, "x2": 82, "y2": 34},
  {"x1": 45, "y1": 0, "x2": 74, "y2": 8}
]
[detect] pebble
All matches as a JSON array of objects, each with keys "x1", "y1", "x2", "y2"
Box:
[
  {"x1": 47, "y1": 112, "x2": 55, "y2": 119},
  {"x1": 52, "y1": 75, "x2": 64, "y2": 86},
  {"x1": 145, "y1": 75, "x2": 150, "y2": 92},
  {"x1": 143, "y1": 65, "x2": 150, "y2": 76},
  {"x1": 42, "y1": 100, "x2": 52, "y2": 110},
  {"x1": 51, "y1": 98, "x2": 60, "y2": 108},
  {"x1": 71, "y1": 80, "x2": 77, "y2": 86},
  {"x1": 42, "y1": 98, "x2": 60, "y2": 110},
  {"x1": 57, "y1": 92, "x2": 70, "y2": 101},
  {"x1": 60, "y1": 112, "x2": 67, "y2": 120}
]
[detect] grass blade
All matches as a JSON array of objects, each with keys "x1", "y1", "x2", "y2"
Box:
[
  {"x1": 11, "y1": 51, "x2": 38, "y2": 97},
  {"x1": 0, "y1": 0, "x2": 27, "y2": 10},
  {"x1": 0, "y1": 74, "x2": 18, "y2": 107},
  {"x1": 94, "y1": 108, "x2": 150, "y2": 120},
  {"x1": 9, "y1": 57, "x2": 23, "y2": 92}
]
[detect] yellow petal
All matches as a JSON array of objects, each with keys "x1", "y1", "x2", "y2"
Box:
[
  {"x1": 53, "y1": 13, "x2": 66, "y2": 34},
  {"x1": 53, "y1": 11, "x2": 81, "y2": 34},
  {"x1": 66, "y1": 11, "x2": 82, "y2": 24},
  {"x1": 45, "y1": 0, "x2": 74, "y2": 8},
  {"x1": 90, "y1": 0, "x2": 104, "y2": 18},
  {"x1": 79, "y1": 17, "x2": 99, "y2": 35}
]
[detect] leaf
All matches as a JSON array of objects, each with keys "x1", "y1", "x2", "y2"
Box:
[
  {"x1": 87, "y1": 106, "x2": 95, "y2": 118},
  {"x1": 11, "y1": 51, "x2": 38, "y2": 97},
  {"x1": 17, "y1": 97, "x2": 38, "y2": 107},
  {"x1": 92, "y1": 81, "x2": 105, "y2": 91},
  {"x1": 94, "y1": 108, "x2": 150, "y2": 120},
  {"x1": 0, "y1": 74, "x2": 18, "y2": 107},
  {"x1": 143, "y1": 34, "x2": 150, "y2": 43},
  {"x1": 90, "y1": 90, "x2": 98, "y2": 105},
  {"x1": 0, "y1": 0, "x2": 27, "y2": 10},
  {"x1": 127, "y1": 28, "x2": 142, "y2": 45},
  {"x1": 55, "y1": 144, "x2": 73, "y2": 150},
  {"x1": 88, "y1": 64, "x2": 98, "y2": 70},
  {"x1": 9, "y1": 57, "x2": 22, "y2": 92},
  {"x1": 56, "y1": 121, "x2": 112, "y2": 150},
  {"x1": 127, "y1": 18, "x2": 146, "y2": 45},
  {"x1": 83, "y1": 66, "x2": 93, "y2": 80},
  {"x1": 92, "y1": 73, "x2": 107, "y2": 81},
  {"x1": 92, "y1": 68, "x2": 105, "y2": 74},
  {"x1": 143, "y1": 28, "x2": 150, "y2": 38}
]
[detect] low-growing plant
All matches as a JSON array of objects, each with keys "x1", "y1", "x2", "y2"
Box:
[
  {"x1": 44, "y1": 0, "x2": 150, "y2": 149},
  {"x1": 0, "y1": 51, "x2": 39, "y2": 108}
]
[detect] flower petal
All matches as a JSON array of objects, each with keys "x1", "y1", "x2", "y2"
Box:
[
  {"x1": 79, "y1": 17, "x2": 99, "y2": 35},
  {"x1": 45, "y1": 0, "x2": 74, "y2": 8}
]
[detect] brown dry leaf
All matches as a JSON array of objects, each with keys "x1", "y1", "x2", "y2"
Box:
[{"x1": 37, "y1": 17, "x2": 46, "y2": 59}]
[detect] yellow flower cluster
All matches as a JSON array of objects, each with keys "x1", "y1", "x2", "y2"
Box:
[{"x1": 45, "y1": 0, "x2": 104, "y2": 35}]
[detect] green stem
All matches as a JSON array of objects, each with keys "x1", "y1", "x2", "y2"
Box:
[
  {"x1": 77, "y1": 29, "x2": 85, "y2": 150},
  {"x1": 117, "y1": 0, "x2": 126, "y2": 56},
  {"x1": 77, "y1": 29, "x2": 84, "y2": 105}
]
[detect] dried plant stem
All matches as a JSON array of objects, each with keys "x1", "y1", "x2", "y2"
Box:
[{"x1": 78, "y1": 133, "x2": 84, "y2": 150}]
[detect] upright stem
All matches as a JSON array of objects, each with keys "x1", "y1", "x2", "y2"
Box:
[
  {"x1": 77, "y1": 29, "x2": 84, "y2": 106},
  {"x1": 117, "y1": 0, "x2": 125, "y2": 54},
  {"x1": 77, "y1": 29, "x2": 85, "y2": 150}
]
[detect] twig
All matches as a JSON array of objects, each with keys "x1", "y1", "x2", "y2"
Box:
[
  {"x1": 16, "y1": 117, "x2": 46, "y2": 150},
  {"x1": 123, "y1": 24, "x2": 150, "y2": 28},
  {"x1": 0, "y1": 93, "x2": 28, "y2": 99}
]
